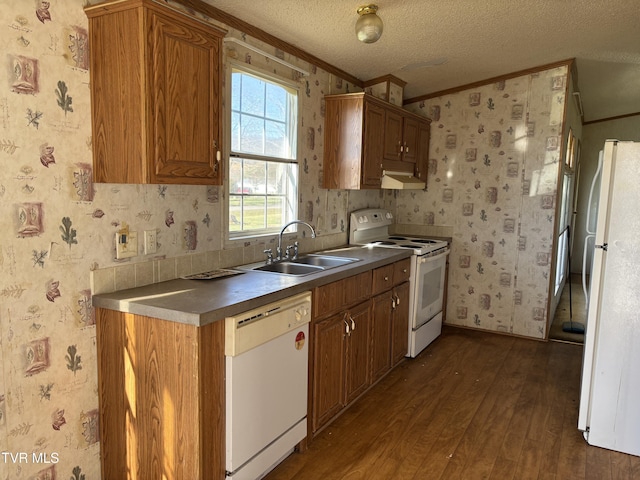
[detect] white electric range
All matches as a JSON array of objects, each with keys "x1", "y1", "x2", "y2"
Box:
[{"x1": 349, "y1": 208, "x2": 450, "y2": 357}]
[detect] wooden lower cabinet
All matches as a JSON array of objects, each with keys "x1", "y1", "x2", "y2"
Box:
[
  {"x1": 344, "y1": 301, "x2": 372, "y2": 404},
  {"x1": 311, "y1": 312, "x2": 347, "y2": 430},
  {"x1": 311, "y1": 301, "x2": 371, "y2": 432},
  {"x1": 391, "y1": 281, "x2": 410, "y2": 366},
  {"x1": 371, "y1": 280, "x2": 410, "y2": 383},
  {"x1": 96, "y1": 308, "x2": 225, "y2": 480},
  {"x1": 310, "y1": 259, "x2": 410, "y2": 436},
  {"x1": 371, "y1": 292, "x2": 392, "y2": 383}
]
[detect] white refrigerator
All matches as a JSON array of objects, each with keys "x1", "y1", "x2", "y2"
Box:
[{"x1": 578, "y1": 139, "x2": 640, "y2": 457}]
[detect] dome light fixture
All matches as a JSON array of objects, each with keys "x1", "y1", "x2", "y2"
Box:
[{"x1": 355, "y1": 5, "x2": 383, "y2": 44}]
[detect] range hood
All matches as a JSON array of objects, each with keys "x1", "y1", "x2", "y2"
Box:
[{"x1": 380, "y1": 171, "x2": 426, "y2": 190}]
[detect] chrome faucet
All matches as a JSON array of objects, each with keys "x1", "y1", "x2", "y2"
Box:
[{"x1": 275, "y1": 220, "x2": 316, "y2": 261}]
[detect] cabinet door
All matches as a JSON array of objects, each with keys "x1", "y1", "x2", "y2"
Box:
[
  {"x1": 391, "y1": 282, "x2": 410, "y2": 366},
  {"x1": 371, "y1": 292, "x2": 392, "y2": 383},
  {"x1": 150, "y1": 10, "x2": 222, "y2": 184},
  {"x1": 312, "y1": 314, "x2": 346, "y2": 432},
  {"x1": 416, "y1": 120, "x2": 430, "y2": 184},
  {"x1": 362, "y1": 101, "x2": 385, "y2": 187},
  {"x1": 344, "y1": 301, "x2": 372, "y2": 404},
  {"x1": 402, "y1": 117, "x2": 419, "y2": 164},
  {"x1": 383, "y1": 109, "x2": 403, "y2": 163}
]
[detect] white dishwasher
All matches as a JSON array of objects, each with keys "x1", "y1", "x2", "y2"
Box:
[{"x1": 225, "y1": 291, "x2": 311, "y2": 480}]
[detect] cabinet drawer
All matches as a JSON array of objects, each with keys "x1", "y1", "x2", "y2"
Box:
[
  {"x1": 372, "y1": 264, "x2": 395, "y2": 296},
  {"x1": 313, "y1": 271, "x2": 372, "y2": 318},
  {"x1": 393, "y1": 258, "x2": 411, "y2": 285}
]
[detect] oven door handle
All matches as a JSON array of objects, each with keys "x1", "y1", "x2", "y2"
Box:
[{"x1": 419, "y1": 248, "x2": 450, "y2": 263}]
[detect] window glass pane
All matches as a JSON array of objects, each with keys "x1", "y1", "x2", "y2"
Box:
[
  {"x1": 239, "y1": 115, "x2": 264, "y2": 155},
  {"x1": 231, "y1": 74, "x2": 241, "y2": 112},
  {"x1": 267, "y1": 163, "x2": 283, "y2": 194},
  {"x1": 266, "y1": 83, "x2": 286, "y2": 121},
  {"x1": 242, "y1": 195, "x2": 266, "y2": 230},
  {"x1": 241, "y1": 74, "x2": 265, "y2": 117},
  {"x1": 230, "y1": 112, "x2": 240, "y2": 153},
  {"x1": 265, "y1": 120, "x2": 286, "y2": 157},
  {"x1": 229, "y1": 196, "x2": 242, "y2": 232},
  {"x1": 244, "y1": 159, "x2": 266, "y2": 195},
  {"x1": 267, "y1": 196, "x2": 285, "y2": 229}
]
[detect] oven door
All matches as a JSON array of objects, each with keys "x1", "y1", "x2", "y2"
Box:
[{"x1": 412, "y1": 249, "x2": 449, "y2": 329}]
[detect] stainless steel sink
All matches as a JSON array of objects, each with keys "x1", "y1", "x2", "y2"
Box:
[
  {"x1": 292, "y1": 255, "x2": 359, "y2": 268},
  {"x1": 252, "y1": 262, "x2": 324, "y2": 275},
  {"x1": 237, "y1": 254, "x2": 360, "y2": 276}
]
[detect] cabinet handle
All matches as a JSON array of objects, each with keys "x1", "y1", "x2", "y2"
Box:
[
  {"x1": 391, "y1": 297, "x2": 396, "y2": 309},
  {"x1": 214, "y1": 149, "x2": 221, "y2": 174},
  {"x1": 350, "y1": 316, "x2": 356, "y2": 331},
  {"x1": 404, "y1": 143, "x2": 409, "y2": 153},
  {"x1": 394, "y1": 294, "x2": 400, "y2": 306},
  {"x1": 343, "y1": 315, "x2": 351, "y2": 336}
]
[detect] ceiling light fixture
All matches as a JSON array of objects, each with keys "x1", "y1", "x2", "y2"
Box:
[{"x1": 356, "y1": 5, "x2": 383, "y2": 44}]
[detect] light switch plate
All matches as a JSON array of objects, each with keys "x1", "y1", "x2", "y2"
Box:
[{"x1": 115, "y1": 230, "x2": 138, "y2": 259}]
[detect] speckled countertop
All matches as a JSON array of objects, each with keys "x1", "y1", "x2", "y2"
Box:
[{"x1": 92, "y1": 246, "x2": 412, "y2": 326}]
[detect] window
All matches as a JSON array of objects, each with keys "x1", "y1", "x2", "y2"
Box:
[{"x1": 228, "y1": 67, "x2": 298, "y2": 237}]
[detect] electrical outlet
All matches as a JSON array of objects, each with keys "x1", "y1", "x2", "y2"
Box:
[
  {"x1": 115, "y1": 230, "x2": 138, "y2": 259},
  {"x1": 144, "y1": 230, "x2": 157, "y2": 255}
]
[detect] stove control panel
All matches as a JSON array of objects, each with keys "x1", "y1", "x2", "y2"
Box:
[{"x1": 353, "y1": 209, "x2": 393, "y2": 226}]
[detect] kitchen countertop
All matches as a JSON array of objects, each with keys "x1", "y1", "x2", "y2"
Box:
[{"x1": 92, "y1": 246, "x2": 412, "y2": 326}]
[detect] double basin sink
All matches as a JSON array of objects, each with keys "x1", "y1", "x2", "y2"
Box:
[{"x1": 237, "y1": 254, "x2": 360, "y2": 276}]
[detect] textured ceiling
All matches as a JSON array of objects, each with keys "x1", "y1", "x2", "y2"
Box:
[{"x1": 203, "y1": 0, "x2": 640, "y2": 123}]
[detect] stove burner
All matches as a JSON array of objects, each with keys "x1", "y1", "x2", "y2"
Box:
[
  {"x1": 399, "y1": 244, "x2": 419, "y2": 248},
  {"x1": 376, "y1": 241, "x2": 396, "y2": 245},
  {"x1": 387, "y1": 236, "x2": 407, "y2": 240},
  {"x1": 412, "y1": 239, "x2": 436, "y2": 244}
]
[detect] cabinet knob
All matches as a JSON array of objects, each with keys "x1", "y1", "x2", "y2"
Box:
[{"x1": 384, "y1": 276, "x2": 389, "y2": 281}]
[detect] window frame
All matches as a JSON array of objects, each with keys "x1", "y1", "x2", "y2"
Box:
[{"x1": 226, "y1": 62, "x2": 301, "y2": 240}]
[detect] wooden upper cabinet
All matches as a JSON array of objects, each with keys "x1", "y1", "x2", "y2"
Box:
[
  {"x1": 362, "y1": 102, "x2": 385, "y2": 187},
  {"x1": 323, "y1": 92, "x2": 431, "y2": 190},
  {"x1": 382, "y1": 109, "x2": 403, "y2": 163},
  {"x1": 401, "y1": 117, "x2": 420, "y2": 164},
  {"x1": 323, "y1": 93, "x2": 382, "y2": 189},
  {"x1": 382, "y1": 111, "x2": 421, "y2": 172},
  {"x1": 85, "y1": 0, "x2": 226, "y2": 185}
]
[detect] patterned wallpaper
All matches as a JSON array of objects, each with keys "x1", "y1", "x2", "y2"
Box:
[
  {"x1": 0, "y1": 1, "x2": 383, "y2": 477},
  {"x1": 403, "y1": 66, "x2": 568, "y2": 339},
  {"x1": 0, "y1": 0, "x2": 567, "y2": 477}
]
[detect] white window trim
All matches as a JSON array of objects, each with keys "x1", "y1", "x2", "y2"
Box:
[{"x1": 225, "y1": 61, "x2": 302, "y2": 242}]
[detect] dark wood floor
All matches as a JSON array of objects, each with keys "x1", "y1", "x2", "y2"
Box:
[{"x1": 265, "y1": 327, "x2": 640, "y2": 480}]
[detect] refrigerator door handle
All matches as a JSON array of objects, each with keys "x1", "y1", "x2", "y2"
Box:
[
  {"x1": 582, "y1": 234, "x2": 595, "y2": 308},
  {"x1": 585, "y1": 151, "x2": 604, "y2": 235}
]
